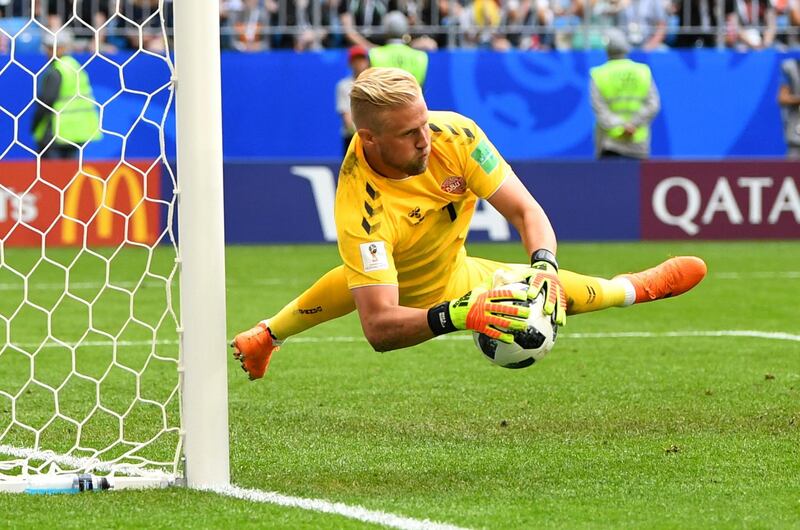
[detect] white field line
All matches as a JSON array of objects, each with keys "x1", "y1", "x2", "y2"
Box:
[
  {"x1": 0, "y1": 270, "x2": 796, "y2": 293},
  {"x1": 4, "y1": 330, "x2": 800, "y2": 351},
  {"x1": 283, "y1": 330, "x2": 800, "y2": 344},
  {"x1": 0, "y1": 281, "x2": 159, "y2": 291},
  {"x1": 205, "y1": 484, "x2": 470, "y2": 530},
  {"x1": 713, "y1": 271, "x2": 800, "y2": 279},
  {"x1": 0, "y1": 279, "x2": 293, "y2": 291},
  {"x1": 0, "y1": 445, "x2": 469, "y2": 529}
]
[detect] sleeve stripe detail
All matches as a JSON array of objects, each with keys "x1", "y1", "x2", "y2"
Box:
[{"x1": 349, "y1": 282, "x2": 399, "y2": 290}]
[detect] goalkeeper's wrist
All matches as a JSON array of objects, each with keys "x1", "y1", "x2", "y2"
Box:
[
  {"x1": 427, "y1": 301, "x2": 458, "y2": 336},
  {"x1": 530, "y1": 248, "x2": 558, "y2": 271}
]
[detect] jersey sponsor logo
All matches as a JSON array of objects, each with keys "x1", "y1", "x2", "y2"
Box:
[
  {"x1": 359, "y1": 241, "x2": 389, "y2": 272},
  {"x1": 470, "y1": 139, "x2": 499, "y2": 174},
  {"x1": 440, "y1": 176, "x2": 466, "y2": 194}
]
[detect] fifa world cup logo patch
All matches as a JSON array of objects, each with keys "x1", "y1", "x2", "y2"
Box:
[{"x1": 360, "y1": 241, "x2": 389, "y2": 272}]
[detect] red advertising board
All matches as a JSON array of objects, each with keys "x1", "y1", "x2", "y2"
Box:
[
  {"x1": 641, "y1": 161, "x2": 800, "y2": 239},
  {"x1": 0, "y1": 160, "x2": 162, "y2": 247}
]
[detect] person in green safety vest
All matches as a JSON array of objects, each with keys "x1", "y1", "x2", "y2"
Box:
[
  {"x1": 31, "y1": 28, "x2": 102, "y2": 159},
  {"x1": 343, "y1": 10, "x2": 429, "y2": 87},
  {"x1": 589, "y1": 28, "x2": 660, "y2": 160},
  {"x1": 368, "y1": 11, "x2": 428, "y2": 87}
]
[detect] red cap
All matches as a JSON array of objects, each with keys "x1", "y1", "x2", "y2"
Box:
[{"x1": 348, "y1": 45, "x2": 368, "y2": 62}]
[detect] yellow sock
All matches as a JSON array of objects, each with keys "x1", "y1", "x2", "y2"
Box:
[
  {"x1": 558, "y1": 269, "x2": 628, "y2": 315},
  {"x1": 268, "y1": 266, "x2": 355, "y2": 340}
]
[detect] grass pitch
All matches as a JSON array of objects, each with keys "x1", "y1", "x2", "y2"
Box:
[{"x1": 1, "y1": 240, "x2": 799, "y2": 529}]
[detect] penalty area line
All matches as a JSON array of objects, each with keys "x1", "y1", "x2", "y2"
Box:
[
  {"x1": 288, "y1": 330, "x2": 800, "y2": 344},
  {"x1": 7, "y1": 330, "x2": 799, "y2": 351},
  {"x1": 205, "y1": 484, "x2": 470, "y2": 530}
]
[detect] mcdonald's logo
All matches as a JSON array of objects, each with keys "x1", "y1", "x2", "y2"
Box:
[{"x1": 61, "y1": 164, "x2": 159, "y2": 245}]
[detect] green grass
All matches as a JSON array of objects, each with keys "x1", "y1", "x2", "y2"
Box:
[{"x1": 1, "y1": 241, "x2": 800, "y2": 529}]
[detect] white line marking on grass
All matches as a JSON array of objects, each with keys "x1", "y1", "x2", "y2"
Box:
[
  {"x1": 0, "y1": 271, "x2": 795, "y2": 292},
  {"x1": 563, "y1": 330, "x2": 800, "y2": 342},
  {"x1": 5, "y1": 339, "x2": 179, "y2": 350},
  {"x1": 1, "y1": 445, "x2": 469, "y2": 529},
  {"x1": 206, "y1": 484, "x2": 470, "y2": 530},
  {"x1": 5, "y1": 331, "x2": 798, "y2": 352},
  {"x1": 287, "y1": 330, "x2": 800, "y2": 343},
  {"x1": 0, "y1": 281, "x2": 165, "y2": 291},
  {"x1": 713, "y1": 271, "x2": 800, "y2": 279}
]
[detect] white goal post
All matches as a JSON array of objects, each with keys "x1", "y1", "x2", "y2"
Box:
[
  {"x1": 0, "y1": 0, "x2": 229, "y2": 492},
  {"x1": 173, "y1": 0, "x2": 230, "y2": 488}
]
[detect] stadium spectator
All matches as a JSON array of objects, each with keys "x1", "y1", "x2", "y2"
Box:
[
  {"x1": 671, "y1": 0, "x2": 736, "y2": 48},
  {"x1": 220, "y1": 0, "x2": 244, "y2": 49},
  {"x1": 773, "y1": 0, "x2": 800, "y2": 47},
  {"x1": 338, "y1": 0, "x2": 400, "y2": 48},
  {"x1": 416, "y1": 0, "x2": 472, "y2": 48},
  {"x1": 117, "y1": 0, "x2": 172, "y2": 52},
  {"x1": 589, "y1": 28, "x2": 660, "y2": 159},
  {"x1": 569, "y1": 0, "x2": 616, "y2": 49},
  {"x1": 788, "y1": 0, "x2": 800, "y2": 46},
  {"x1": 38, "y1": 0, "x2": 118, "y2": 52},
  {"x1": 729, "y1": 0, "x2": 777, "y2": 48},
  {"x1": 229, "y1": 0, "x2": 269, "y2": 51},
  {"x1": 778, "y1": 57, "x2": 800, "y2": 158},
  {"x1": 501, "y1": 0, "x2": 553, "y2": 49},
  {"x1": 266, "y1": 0, "x2": 333, "y2": 50},
  {"x1": 550, "y1": 0, "x2": 582, "y2": 50},
  {"x1": 32, "y1": 28, "x2": 102, "y2": 159},
  {"x1": 231, "y1": 66, "x2": 706, "y2": 380},
  {"x1": 615, "y1": 0, "x2": 669, "y2": 50},
  {"x1": 336, "y1": 45, "x2": 370, "y2": 154},
  {"x1": 291, "y1": 0, "x2": 333, "y2": 50},
  {"x1": 471, "y1": 0, "x2": 513, "y2": 48},
  {"x1": 368, "y1": 11, "x2": 429, "y2": 85}
]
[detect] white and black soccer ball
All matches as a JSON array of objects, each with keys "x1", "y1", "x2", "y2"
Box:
[{"x1": 473, "y1": 282, "x2": 558, "y2": 369}]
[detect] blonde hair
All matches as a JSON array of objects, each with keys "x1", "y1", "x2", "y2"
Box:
[{"x1": 350, "y1": 67, "x2": 422, "y2": 131}]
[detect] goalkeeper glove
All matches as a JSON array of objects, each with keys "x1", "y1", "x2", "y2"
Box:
[
  {"x1": 528, "y1": 248, "x2": 567, "y2": 327},
  {"x1": 427, "y1": 285, "x2": 530, "y2": 343}
]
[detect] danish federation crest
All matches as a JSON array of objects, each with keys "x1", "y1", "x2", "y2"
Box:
[{"x1": 441, "y1": 176, "x2": 467, "y2": 194}]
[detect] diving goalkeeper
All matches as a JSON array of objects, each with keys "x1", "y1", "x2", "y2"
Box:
[{"x1": 231, "y1": 67, "x2": 707, "y2": 380}]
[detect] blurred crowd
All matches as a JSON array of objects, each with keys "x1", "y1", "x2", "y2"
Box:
[{"x1": 1, "y1": 0, "x2": 799, "y2": 52}]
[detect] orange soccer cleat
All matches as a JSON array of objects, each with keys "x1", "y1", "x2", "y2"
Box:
[
  {"x1": 231, "y1": 322, "x2": 280, "y2": 380},
  {"x1": 618, "y1": 256, "x2": 708, "y2": 304}
]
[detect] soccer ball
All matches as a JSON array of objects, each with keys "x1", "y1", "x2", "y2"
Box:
[{"x1": 473, "y1": 282, "x2": 558, "y2": 369}]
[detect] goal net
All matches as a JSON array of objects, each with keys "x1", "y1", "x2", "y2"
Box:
[{"x1": 0, "y1": 1, "x2": 227, "y2": 492}]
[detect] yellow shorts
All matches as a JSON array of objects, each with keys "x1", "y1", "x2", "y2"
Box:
[{"x1": 440, "y1": 256, "x2": 528, "y2": 303}]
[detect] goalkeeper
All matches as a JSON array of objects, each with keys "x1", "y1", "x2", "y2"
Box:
[{"x1": 232, "y1": 67, "x2": 707, "y2": 380}]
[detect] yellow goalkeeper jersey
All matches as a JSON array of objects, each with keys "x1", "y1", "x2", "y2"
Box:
[{"x1": 335, "y1": 111, "x2": 511, "y2": 308}]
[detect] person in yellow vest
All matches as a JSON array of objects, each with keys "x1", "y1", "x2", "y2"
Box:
[
  {"x1": 589, "y1": 29, "x2": 660, "y2": 159},
  {"x1": 32, "y1": 28, "x2": 102, "y2": 159},
  {"x1": 230, "y1": 67, "x2": 707, "y2": 381},
  {"x1": 367, "y1": 11, "x2": 429, "y2": 87}
]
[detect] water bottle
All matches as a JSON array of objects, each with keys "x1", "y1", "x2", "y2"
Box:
[{"x1": 25, "y1": 473, "x2": 111, "y2": 495}]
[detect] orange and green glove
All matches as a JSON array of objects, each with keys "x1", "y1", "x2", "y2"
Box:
[
  {"x1": 528, "y1": 248, "x2": 567, "y2": 327},
  {"x1": 427, "y1": 285, "x2": 530, "y2": 343}
]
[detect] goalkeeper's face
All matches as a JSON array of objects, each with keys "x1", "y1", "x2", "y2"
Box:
[{"x1": 371, "y1": 97, "x2": 431, "y2": 177}]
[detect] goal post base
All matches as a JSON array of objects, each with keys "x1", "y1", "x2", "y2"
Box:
[{"x1": 0, "y1": 473, "x2": 176, "y2": 494}]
